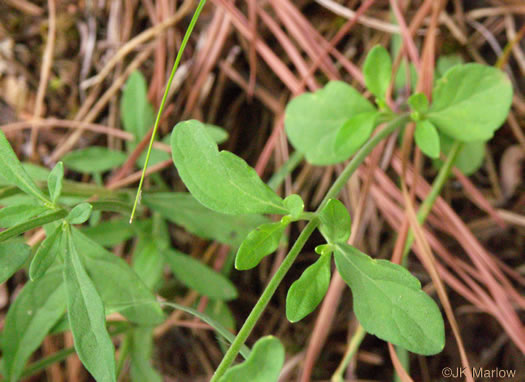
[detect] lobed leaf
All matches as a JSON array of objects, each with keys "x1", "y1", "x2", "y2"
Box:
[
  {"x1": 219, "y1": 336, "x2": 285, "y2": 382},
  {"x1": 286, "y1": 254, "x2": 331, "y2": 322},
  {"x1": 171, "y1": 120, "x2": 286, "y2": 215},
  {"x1": 334, "y1": 243, "x2": 445, "y2": 355},
  {"x1": 64, "y1": 230, "x2": 117, "y2": 382},
  {"x1": 235, "y1": 221, "x2": 286, "y2": 270},
  {"x1": 285, "y1": 81, "x2": 376, "y2": 165}
]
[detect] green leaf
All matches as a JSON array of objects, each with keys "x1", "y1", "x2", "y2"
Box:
[
  {"x1": 0, "y1": 204, "x2": 48, "y2": 228},
  {"x1": 319, "y1": 199, "x2": 351, "y2": 244},
  {"x1": 219, "y1": 336, "x2": 285, "y2": 382},
  {"x1": 434, "y1": 134, "x2": 485, "y2": 175},
  {"x1": 82, "y1": 218, "x2": 135, "y2": 247},
  {"x1": 66, "y1": 203, "x2": 92, "y2": 224},
  {"x1": 407, "y1": 93, "x2": 429, "y2": 114},
  {"x1": 2, "y1": 267, "x2": 66, "y2": 382},
  {"x1": 235, "y1": 221, "x2": 286, "y2": 270},
  {"x1": 436, "y1": 54, "x2": 464, "y2": 78},
  {"x1": 286, "y1": 254, "x2": 331, "y2": 322},
  {"x1": 283, "y1": 194, "x2": 303, "y2": 219},
  {"x1": 0, "y1": 130, "x2": 50, "y2": 204},
  {"x1": 428, "y1": 64, "x2": 513, "y2": 142},
  {"x1": 334, "y1": 243, "x2": 445, "y2": 355},
  {"x1": 285, "y1": 81, "x2": 376, "y2": 165},
  {"x1": 132, "y1": 239, "x2": 164, "y2": 291},
  {"x1": 171, "y1": 120, "x2": 286, "y2": 215},
  {"x1": 143, "y1": 192, "x2": 269, "y2": 247},
  {"x1": 63, "y1": 229, "x2": 117, "y2": 382},
  {"x1": 164, "y1": 249, "x2": 237, "y2": 300},
  {"x1": 62, "y1": 147, "x2": 127, "y2": 173},
  {"x1": 121, "y1": 71, "x2": 155, "y2": 150},
  {"x1": 130, "y1": 328, "x2": 162, "y2": 382},
  {"x1": 334, "y1": 111, "x2": 379, "y2": 158},
  {"x1": 204, "y1": 124, "x2": 229, "y2": 144},
  {"x1": 48, "y1": 162, "x2": 64, "y2": 203},
  {"x1": 205, "y1": 299, "x2": 236, "y2": 331},
  {"x1": 29, "y1": 224, "x2": 63, "y2": 280},
  {"x1": 72, "y1": 228, "x2": 165, "y2": 325},
  {"x1": 0, "y1": 240, "x2": 31, "y2": 284},
  {"x1": 414, "y1": 120, "x2": 440, "y2": 159},
  {"x1": 363, "y1": 45, "x2": 392, "y2": 99}
]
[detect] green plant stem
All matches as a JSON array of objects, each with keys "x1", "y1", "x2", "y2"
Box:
[
  {"x1": 394, "y1": 140, "x2": 462, "y2": 382},
  {"x1": 331, "y1": 324, "x2": 366, "y2": 382},
  {"x1": 210, "y1": 115, "x2": 408, "y2": 381},
  {"x1": 401, "y1": 141, "x2": 463, "y2": 262},
  {"x1": 116, "y1": 333, "x2": 132, "y2": 378},
  {"x1": 130, "y1": 0, "x2": 207, "y2": 223},
  {"x1": 0, "y1": 209, "x2": 67, "y2": 242}
]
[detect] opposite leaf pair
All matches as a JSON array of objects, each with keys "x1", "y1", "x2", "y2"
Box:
[{"x1": 285, "y1": 45, "x2": 513, "y2": 165}]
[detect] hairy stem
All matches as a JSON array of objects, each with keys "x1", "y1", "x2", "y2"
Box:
[{"x1": 211, "y1": 115, "x2": 409, "y2": 381}]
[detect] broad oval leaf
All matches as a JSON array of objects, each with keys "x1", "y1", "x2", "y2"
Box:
[
  {"x1": 2, "y1": 267, "x2": 66, "y2": 382},
  {"x1": 434, "y1": 134, "x2": 485, "y2": 176},
  {"x1": 408, "y1": 93, "x2": 429, "y2": 114},
  {"x1": 286, "y1": 254, "x2": 331, "y2": 322},
  {"x1": 319, "y1": 199, "x2": 351, "y2": 244},
  {"x1": 29, "y1": 224, "x2": 63, "y2": 280},
  {"x1": 72, "y1": 228, "x2": 165, "y2": 325},
  {"x1": 164, "y1": 249, "x2": 237, "y2": 300},
  {"x1": 171, "y1": 120, "x2": 286, "y2": 215},
  {"x1": 285, "y1": 81, "x2": 376, "y2": 165},
  {"x1": 63, "y1": 147, "x2": 127, "y2": 173},
  {"x1": 0, "y1": 130, "x2": 49, "y2": 204},
  {"x1": 66, "y1": 203, "x2": 93, "y2": 224},
  {"x1": 363, "y1": 45, "x2": 392, "y2": 99},
  {"x1": 64, "y1": 230, "x2": 117, "y2": 382},
  {"x1": 143, "y1": 192, "x2": 268, "y2": 247},
  {"x1": 334, "y1": 243, "x2": 445, "y2": 355},
  {"x1": 0, "y1": 240, "x2": 31, "y2": 284},
  {"x1": 283, "y1": 194, "x2": 304, "y2": 219},
  {"x1": 219, "y1": 336, "x2": 285, "y2": 382},
  {"x1": 414, "y1": 120, "x2": 440, "y2": 159},
  {"x1": 235, "y1": 221, "x2": 286, "y2": 270},
  {"x1": 82, "y1": 218, "x2": 135, "y2": 247},
  {"x1": 334, "y1": 111, "x2": 379, "y2": 159},
  {"x1": 428, "y1": 64, "x2": 513, "y2": 142}
]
